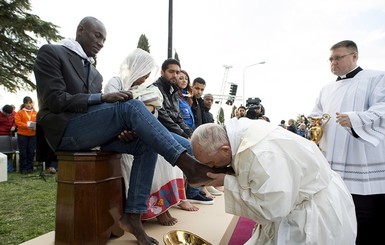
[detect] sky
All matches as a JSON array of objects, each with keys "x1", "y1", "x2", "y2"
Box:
[{"x1": 1, "y1": 0, "x2": 385, "y2": 124}]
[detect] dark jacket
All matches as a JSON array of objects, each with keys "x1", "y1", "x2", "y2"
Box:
[
  {"x1": 287, "y1": 124, "x2": 297, "y2": 134},
  {"x1": 202, "y1": 107, "x2": 214, "y2": 124},
  {"x1": 34, "y1": 44, "x2": 103, "y2": 152},
  {"x1": 191, "y1": 97, "x2": 204, "y2": 128},
  {"x1": 152, "y1": 77, "x2": 192, "y2": 138}
]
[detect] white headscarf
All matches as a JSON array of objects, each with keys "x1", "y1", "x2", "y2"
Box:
[{"x1": 119, "y1": 48, "x2": 158, "y2": 90}]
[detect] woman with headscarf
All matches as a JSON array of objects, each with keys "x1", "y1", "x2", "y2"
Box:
[{"x1": 104, "y1": 48, "x2": 196, "y2": 226}]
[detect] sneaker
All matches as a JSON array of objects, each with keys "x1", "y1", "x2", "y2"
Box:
[
  {"x1": 48, "y1": 167, "x2": 56, "y2": 174},
  {"x1": 187, "y1": 193, "x2": 214, "y2": 205},
  {"x1": 206, "y1": 186, "x2": 223, "y2": 196}
]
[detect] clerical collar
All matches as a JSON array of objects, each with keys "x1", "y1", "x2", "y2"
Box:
[{"x1": 336, "y1": 66, "x2": 363, "y2": 81}]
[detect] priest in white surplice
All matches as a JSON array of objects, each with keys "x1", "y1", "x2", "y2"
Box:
[
  {"x1": 310, "y1": 40, "x2": 385, "y2": 245},
  {"x1": 191, "y1": 119, "x2": 357, "y2": 245}
]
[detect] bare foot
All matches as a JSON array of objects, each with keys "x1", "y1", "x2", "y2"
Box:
[
  {"x1": 156, "y1": 211, "x2": 178, "y2": 226},
  {"x1": 201, "y1": 187, "x2": 215, "y2": 199},
  {"x1": 119, "y1": 213, "x2": 159, "y2": 245},
  {"x1": 178, "y1": 200, "x2": 199, "y2": 211}
]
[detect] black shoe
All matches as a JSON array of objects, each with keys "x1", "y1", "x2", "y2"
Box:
[{"x1": 187, "y1": 193, "x2": 214, "y2": 205}]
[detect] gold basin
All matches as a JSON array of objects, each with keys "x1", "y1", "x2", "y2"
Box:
[{"x1": 163, "y1": 230, "x2": 212, "y2": 245}]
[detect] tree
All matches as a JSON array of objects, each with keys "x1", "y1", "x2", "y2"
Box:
[
  {"x1": 0, "y1": 0, "x2": 62, "y2": 92},
  {"x1": 217, "y1": 107, "x2": 225, "y2": 125},
  {"x1": 230, "y1": 105, "x2": 237, "y2": 118},
  {"x1": 137, "y1": 34, "x2": 150, "y2": 53},
  {"x1": 174, "y1": 50, "x2": 179, "y2": 62}
]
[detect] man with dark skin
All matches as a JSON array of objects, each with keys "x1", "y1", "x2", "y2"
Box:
[
  {"x1": 34, "y1": 16, "x2": 231, "y2": 245},
  {"x1": 202, "y1": 93, "x2": 214, "y2": 123}
]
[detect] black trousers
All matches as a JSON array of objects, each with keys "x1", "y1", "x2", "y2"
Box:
[{"x1": 352, "y1": 194, "x2": 385, "y2": 245}]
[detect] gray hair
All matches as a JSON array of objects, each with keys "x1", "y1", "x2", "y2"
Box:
[{"x1": 191, "y1": 123, "x2": 229, "y2": 156}]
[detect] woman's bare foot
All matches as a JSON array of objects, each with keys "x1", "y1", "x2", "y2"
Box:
[
  {"x1": 178, "y1": 200, "x2": 199, "y2": 211},
  {"x1": 156, "y1": 211, "x2": 178, "y2": 226},
  {"x1": 201, "y1": 187, "x2": 215, "y2": 199},
  {"x1": 119, "y1": 213, "x2": 159, "y2": 245}
]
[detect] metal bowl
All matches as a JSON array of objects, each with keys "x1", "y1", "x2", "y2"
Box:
[{"x1": 163, "y1": 230, "x2": 212, "y2": 245}]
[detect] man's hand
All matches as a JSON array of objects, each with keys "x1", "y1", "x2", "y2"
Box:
[
  {"x1": 102, "y1": 91, "x2": 133, "y2": 103},
  {"x1": 336, "y1": 112, "x2": 352, "y2": 128},
  {"x1": 118, "y1": 130, "x2": 137, "y2": 142},
  {"x1": 205, "y1": 172, "x2": 226, "y2": 186},
  {"x1": 145, "y1": 105, "x2": 155, "y2": 113}
]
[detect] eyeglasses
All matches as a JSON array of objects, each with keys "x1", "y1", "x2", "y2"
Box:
[{"x1": 328, "y1": 52, "x2": 355, "y2": 63}]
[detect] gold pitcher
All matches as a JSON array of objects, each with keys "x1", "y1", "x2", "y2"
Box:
[{"x1": 308, "y1": 113, "x2": 331, "y2": 144}]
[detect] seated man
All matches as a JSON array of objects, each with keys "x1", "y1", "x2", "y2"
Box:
[
  {"x1": 33, "y1": 16, "x2": 230, "y2": 245},
  {"x1": 190, "y1": 118, "x2": 357, "y2": 245}
]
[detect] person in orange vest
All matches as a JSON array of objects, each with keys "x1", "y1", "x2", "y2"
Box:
[{"x1": 15, "y1": 96, "x2": 37, "y2": 174}]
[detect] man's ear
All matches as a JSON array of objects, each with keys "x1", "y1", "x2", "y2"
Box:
[{"x1": 220, "y1": 145, "x2": 231, "y2": 155}]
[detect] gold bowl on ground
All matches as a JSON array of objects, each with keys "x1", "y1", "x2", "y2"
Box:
[{"x1": 163, "y1": 230, "x2": 212, "y2": 245}]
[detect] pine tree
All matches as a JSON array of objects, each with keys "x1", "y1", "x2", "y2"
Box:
[
  {"x1": 0, "y1": 0, "x2": 62, "y2": 92},
  {"x1": 217, "y1": 107, "x2": 225, "y2": 125},
  {"x1": 137, "y1": 34, "x2": 150, "y2": 53},
  {"x1": 230, "y1": 105, "x2": 237, "y2": 118},
  {"x1": 174, "y1": 50, "x2": 180, "y2": 62}
]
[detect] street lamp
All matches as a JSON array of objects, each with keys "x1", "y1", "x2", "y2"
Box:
[{"x1": 242, "y1": 61, "x2": 266, "y2": 104}]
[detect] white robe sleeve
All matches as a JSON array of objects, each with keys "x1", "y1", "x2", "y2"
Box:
[{"x1": 347, "y1": 73, "x2": 385, "y2": 146}]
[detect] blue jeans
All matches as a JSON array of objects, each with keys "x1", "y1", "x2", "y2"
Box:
[
  {"x1": 57, "y1": 100, "x2": 186, "y2": 213},
  {"x1": 172, "y1": 134, "x2": 201, "y2": 198}
]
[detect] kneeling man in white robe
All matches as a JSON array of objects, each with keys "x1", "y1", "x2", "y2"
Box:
[{"x1": 191, "y1": 118, "x2": 356, "y2": 245}]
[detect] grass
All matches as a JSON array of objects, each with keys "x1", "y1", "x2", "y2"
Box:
[{"x1": 0, "y1": 168, "x2": 57, "y2": 245}]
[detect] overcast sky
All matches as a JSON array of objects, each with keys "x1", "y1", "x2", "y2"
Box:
[{"x1": 2, "y1": 0, "x2": 385, "y2": 124}]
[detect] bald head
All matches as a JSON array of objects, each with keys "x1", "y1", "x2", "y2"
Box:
[{"x1": 76, "y1": 16, "x2": 106, "y2": 58}]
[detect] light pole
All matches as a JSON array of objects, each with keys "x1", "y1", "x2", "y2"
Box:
[
  {"x1": 217, "y1": 65, "x2": 232, "y2": 124},
  {"x1": 219, "y1": 65, "x2": 233, "y2": 100},
  {"x1": 242, "y1": 61, "x2": 266, "y2": 105}
]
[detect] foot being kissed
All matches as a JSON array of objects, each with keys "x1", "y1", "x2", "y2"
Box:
[{"x1": 176, "y1": 153, "x2": 234, "y2": 187}]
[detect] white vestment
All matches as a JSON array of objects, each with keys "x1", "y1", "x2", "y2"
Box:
[
  {"x1": 310, "y1": 69, "x2": 385, "y2": 195},
  {"x1": 224, "y1": 118, "x2": 356, "y2": 245}
]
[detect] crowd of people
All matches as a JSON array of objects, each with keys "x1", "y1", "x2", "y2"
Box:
[
  {"x1": 0, "y1": 15, "x2": 382, "y2": 245},
  {"x1": 0, "y1": 97, "x2": 57, "y2": 174}
]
